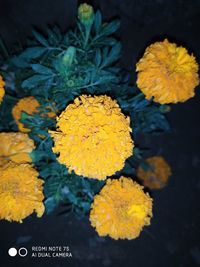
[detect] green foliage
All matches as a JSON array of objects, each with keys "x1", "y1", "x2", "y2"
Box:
[
  {"x1": 42, "y1": 163, "x2": 104, "y2": 216},
  {"x1": 0, "y1": 6, "x2": 170, "y2": 217},
  {"x1": 9, "y1": 13, "x2": 122, "y2": 109}
]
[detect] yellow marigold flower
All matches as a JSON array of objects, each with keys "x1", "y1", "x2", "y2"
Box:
[
  {"x1": 0, "y1": 75, "x2": 5, "y2": 104},
  {"x1": 0, "y1": 162, "x2": 44, "y2": 222},
  {"x1": 0, "y1": 132, "x2": 35, "y2": 164},
  {"x1": 12, "y1": 96, "x2": 56, "y2": 132},
  {"x1": 137, "y1": 156, "x2": 172, "y2": 189},
  {"x1": 136, "y1": 39, "x2": 199, "y2": 104},
  {"x1": 90, "y1": 177, "x2": 153, "y2": 240},
  {"x1": 50, "y1": 95, "x2": 134, "y2": 180}
]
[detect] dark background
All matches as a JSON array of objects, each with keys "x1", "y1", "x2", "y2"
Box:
[{"x1": 0, "y1": 0, "x2": 200, "y2": 266}]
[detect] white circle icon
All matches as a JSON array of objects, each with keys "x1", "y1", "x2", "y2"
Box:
[
  {"x1": 18, "y1": 247, "x2": 28, "y2": 257},
  {"x1": 8, "y1": 247, "x2": 17, "y2": 257}
]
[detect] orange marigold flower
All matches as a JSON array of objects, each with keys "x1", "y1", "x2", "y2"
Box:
[
  {"x1": 12, "y1": 96, "x2": 40, "y2": 132},
  {"x1": 12, "y1": 96, "x2": 56, "y2": 132},
  {"x1": 137, "y1": 156, "x2": 172, "y2": 189},
  {"x1": 0, "y1": 162, "x2": 44, "y2": 222},
  {"x1": 90, "y1": 177, "x2": 153, "y2": 240},
  {"x1": 136, "y1": 39, "x2": 199, "y2": 104},
  {"x1": 0, "y1": 132, "x2": 35, "y2": 164},
  {"x1": 50, "y1": 95, "x2": 134, "y2": 180},
  {"x1": 0, "y1": 75, "x2": 5, "y2": 104}
]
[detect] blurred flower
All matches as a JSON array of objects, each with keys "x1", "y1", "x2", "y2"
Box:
[
  {"x1": 78, "y1": 3, "x2": 94, "y2": 27},
  {"x1": 0, "y1": 132, "x2": 35, "y2": 164},
  {"x1": 0, "y1": 75, "x2": 5, "y2": 104},
  {"x1": 0, "y1": 162, "x2": 44, "y2": 223},
  {"x1": 136, "y1": 39, "x2": 199, "y2": 104},
  {"x1": 50, "y1": 95, "x2": 134, "y2": 180},
  {"x1": 12, "y1": 96, "x2": 56, "y2": 132},
  {"x1": 90, "y1": 177, "x2": 153, "y2": 240},
  {"x1": 137, "y1": 156, "x2": 171, "y2": 189}
]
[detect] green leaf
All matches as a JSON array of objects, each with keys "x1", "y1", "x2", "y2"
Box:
[
  {"x1": 133, "y1": 147, "x2": 143, "y2": 160},
  {"x1": 20, "y1": 47, "x2": 47, "y2": 59},
  {"x1": 100, "y1": 20, "x2": 120, "y2": 36},
  {"x1": 47, "y1": 27, "x2": 61, "y2": 46},
  {"x1": 67, "y1": 192, "x2": 78, "y2": 205},
  {"x1": 32, "y1": 30, "x2": 49, "y2": 47},
  {"x1": 101, "y1": 42, "x2": 121, "y2": 68},
  {"x1": 95, "y1": 48, "x2": 101, "y2": 67},
  {"x1": 11, "y1": 56, "x2": 29, "y2": 68},
  {"x1": 94, "y1": 10, "x2": 102, "y2": 33},
  {"x1": 101, "y1": 37, "x2": 117, "y2": 46},
  {"x1": 22, "y1": 75, "x2": 51, "y2": 88},
  {"x1": 45, "y1": 197, "x2": 58, "y2": 214},
  {"x1": 31, "y1": 64, "x2": 54, "y2": 75}
]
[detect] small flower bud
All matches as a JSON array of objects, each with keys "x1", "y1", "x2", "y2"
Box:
[
  {"x1": 62, "y1": 46, "x2": 76, "y2": 67},
  {"x1": 78, "y1": 3, "x2": 94, "y2": 27}
]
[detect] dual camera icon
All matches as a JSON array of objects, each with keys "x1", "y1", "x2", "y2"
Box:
[{"x1": 8, "y1": 247, "x2": 28, "y2": 257}]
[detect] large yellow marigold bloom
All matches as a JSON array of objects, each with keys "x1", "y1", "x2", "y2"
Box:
[
  {"x1": 0, "y1": 132, "x2": 35, "y2": 164},
  {"x1": 0, "y1": 162, "x2": 44, "y2": 222},
  {"x1": 50, "y1": 95, "x2": 134, "y2": 180},
  {"x1": 136, "y1": 39, "x2": 199, "y2": 104},
  {"x1": 90, "y1": 177, "x2": 153, "y2": 240},
  {"x1": 137, "y1": 156, "x2": 171, "y2": 189},
  {"x1": 0, "y1": 75, "x2": 5, "y2": 104}
]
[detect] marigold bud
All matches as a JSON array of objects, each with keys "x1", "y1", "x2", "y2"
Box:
[
  {"x1": 78, "y1": 3, "x2": 94, "y2": 27},
  {"x1": 62, "y1": 46, "x2": 76, "y2": 67}
]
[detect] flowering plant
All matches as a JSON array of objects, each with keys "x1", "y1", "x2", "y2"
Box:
[{"x1": 0, "y1": 3, "x2": 198, "y2": 239}]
